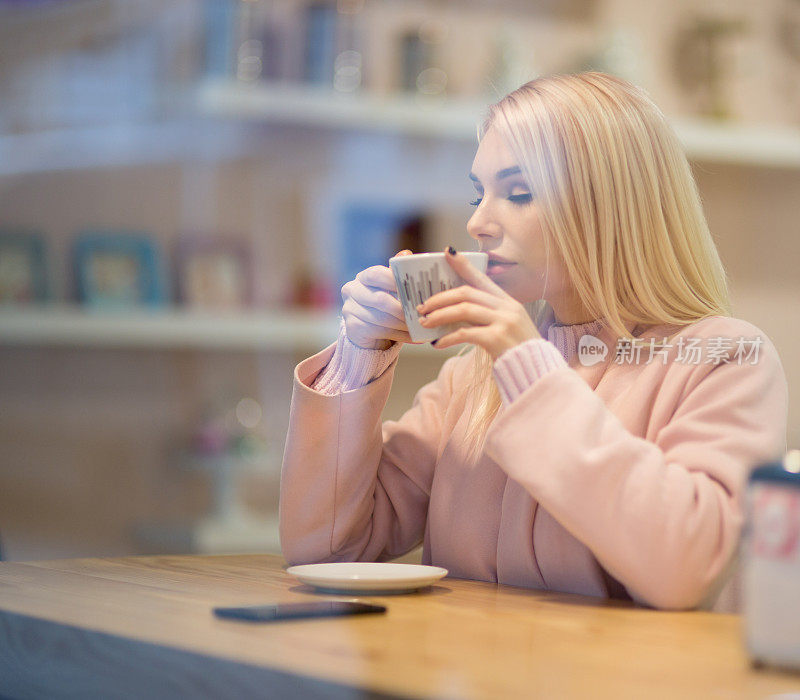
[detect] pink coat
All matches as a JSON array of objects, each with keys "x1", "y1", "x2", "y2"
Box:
[{"x1": 279, "y1": 315, "x2": 788, "y2": 610}]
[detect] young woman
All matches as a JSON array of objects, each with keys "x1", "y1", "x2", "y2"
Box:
[{"x1": 279, "y1": 72, "x2": 788, "y2": 611}]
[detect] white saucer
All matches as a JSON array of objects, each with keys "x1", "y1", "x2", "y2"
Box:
[{"x1": 285, "y1": 562, "x2": 448, "y2": 595}]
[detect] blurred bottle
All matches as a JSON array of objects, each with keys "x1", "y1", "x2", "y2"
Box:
[
  {"x1": 333, "y1": 0, "x2": 364, "y2": 93},
  {"x1": 399, "y1": 19, "x2": 449, "y2": 101},
  {"x1": 303, "y1": 0, "x2": 364, "y2": 91},
  {"x1": 304, "y1": 2, "x2": 338, "y2": 85},
  {"x1": 743, "y1": 449, "x2": 800, "y2": 671},
  {"x1": 234, "y1": 0, "x2": 281, "y2": 83},
  {"x1": 203, "y1": 0, "x2": 238, "y2": 78},
  {"x1": 288, "y1": 269, "x2": 336, "y2": 309}
]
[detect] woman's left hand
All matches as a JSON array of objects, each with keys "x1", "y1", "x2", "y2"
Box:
[{"x1": 417, "y1": 248, "x2": 542, "y2": 359}]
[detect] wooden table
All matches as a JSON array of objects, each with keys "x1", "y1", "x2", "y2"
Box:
[{"x1": 0, "y1": 554, "x2": 798, "y2": 699}]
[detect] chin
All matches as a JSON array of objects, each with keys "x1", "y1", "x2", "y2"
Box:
[{"x1": 506, "y1": 282, "x2": 545, "y2": 305}]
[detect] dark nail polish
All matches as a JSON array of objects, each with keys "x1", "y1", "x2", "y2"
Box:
[
  {"x1": 430, "y1": 340, "x2": 438, "y2": 346},
  {"x1": 447, "y1": 246, "x2": 457, "y2": 256}
]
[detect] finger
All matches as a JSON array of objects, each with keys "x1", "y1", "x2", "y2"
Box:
[
  {"x1": 420, "y1": 302, "x2": 495, "y2": 329},
  {"x1": 356, "y1": 265, "x2": 399, "y2": 293},
  {"x1": 388, "y1": 248, "x2": 413, "y2": 296},
  {"x1": 417, "y1": 284, "x2": 502, "y2": 315},
  {"x1": 430, "y1": 325, "x2": 485, "y2": 351},
  {"x1": 348, "y1": 283, "x2": 406, "y2": 323},
  {"x1": 379, "y1": 250, "x2": 413, "y2": 298},
  {"x1": 345, "y1": 311, "x2": 414, "y2": 344},
  {"x1": 343, "y1": 295, "x2": 407, "y2": 331},
  {"x1": 444, "y1": 247, "x2": 509, "y2": 297}
]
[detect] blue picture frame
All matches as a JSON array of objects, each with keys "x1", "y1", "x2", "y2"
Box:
[
  {"x1": 74, "y1": 231, "x2": 167, "y2": 308},
  {"x1": 0, "y1": 229, "x2": 49, "y2": 304}
]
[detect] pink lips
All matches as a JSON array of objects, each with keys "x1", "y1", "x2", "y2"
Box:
[
  {"x1": 486, "y1": 254, "x2": 513, "y2": 264},
  {"x1": 486, "y1": 255, "x2": 516, "y2": 275}
]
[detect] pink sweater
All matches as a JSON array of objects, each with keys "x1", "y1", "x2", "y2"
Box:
[{"x1": 279, "y1": 315, "x2": 788, "y2": 610}]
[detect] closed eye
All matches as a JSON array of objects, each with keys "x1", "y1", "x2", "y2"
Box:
[
  {"x1": 508, "y1": 194, "x2": 532, "y2": 204},
  {"x1": 469, "y1": 198, "x2": 482, "y2": 207}
]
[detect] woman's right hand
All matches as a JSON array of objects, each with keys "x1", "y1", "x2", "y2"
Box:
[{"x1": 340, "y1": 249, "x2": 416, "y2": 350}]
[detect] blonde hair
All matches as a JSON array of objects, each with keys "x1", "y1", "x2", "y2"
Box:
[{"x1": 462, "y1": 71, "x2": 730, "y2": 458}]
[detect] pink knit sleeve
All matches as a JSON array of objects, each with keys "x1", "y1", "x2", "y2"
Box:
[
  {"x1": 493, "y1": 339, "x2": 568, "y2": 405},
  {"x1": 311, "y1": 319, "x2": 401, "y2": 395},
  {"x1": 281, "y1": 344, "x2": 463, "y2": 566}
]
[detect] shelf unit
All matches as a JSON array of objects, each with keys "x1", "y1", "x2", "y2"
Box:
[
  {"x1": 4, "y1": 81, "x2": 800, "y2": 177},
  {"x1": 196, "y1": 80, "x2": 488, "y2": 142},
  {"x1": 0, "y1": 306, "x2": 452, "y2": 356},
  {"x1": 198, "y1": 80, "x2": 800, "y2": 169}
]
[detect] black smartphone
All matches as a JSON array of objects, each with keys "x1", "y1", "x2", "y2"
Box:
[{"x1": 213, "y1": 601, "x2": 387, "y2": 622}]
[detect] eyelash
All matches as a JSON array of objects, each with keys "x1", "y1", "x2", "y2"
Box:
[
  {"x1": 469, "y1": 194, "x2": 532, "y2": 207},
  {"x1": 509, "y1": 194, "x2": 532, "y2": 204}
]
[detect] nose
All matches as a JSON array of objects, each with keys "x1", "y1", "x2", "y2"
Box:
[{"x1": 466, "y1": 200, "x2": 502, "y2": 245}]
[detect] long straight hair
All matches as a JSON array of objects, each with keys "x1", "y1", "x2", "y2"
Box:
[{"x1": 461, "y1": 72, "x2": 730, "y2": 459}]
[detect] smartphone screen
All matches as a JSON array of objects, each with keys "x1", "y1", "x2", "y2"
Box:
[{"x1": 213, "y1": 601, "x2": 387, "y2": 622}]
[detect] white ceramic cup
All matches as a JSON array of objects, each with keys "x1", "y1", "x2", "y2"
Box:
[{"x1": 389, "y1": 252, "x2": 488, "y2": 342}]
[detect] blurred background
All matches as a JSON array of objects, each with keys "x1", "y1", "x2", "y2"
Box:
[{"x1": 0, "y1": 0, "x2": 798, "y2": 562}]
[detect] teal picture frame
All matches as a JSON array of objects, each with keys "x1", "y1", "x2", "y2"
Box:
[
  {"x1": 0, "y1": 229, "x2": 49, "y2": 304},
  {"x1": 74, "y1": 231, "x2": 167, "y2": 308}
]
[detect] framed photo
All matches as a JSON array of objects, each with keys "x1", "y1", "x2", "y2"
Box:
[
  {"x1": 74, "y1": 231, "x2": 167, "y2": 308},
  {"x1": 0, "y1": 230, "x2": 49, "y2": 304},
  {"x1": 176, "y1": 234, "x2": 253, "y2": 311}
]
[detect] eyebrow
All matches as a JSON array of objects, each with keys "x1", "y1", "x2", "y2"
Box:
[{"x1": 468, "y1": 166, "x2": 522, "y2": 182}]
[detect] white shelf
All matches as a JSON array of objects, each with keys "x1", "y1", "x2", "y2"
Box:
[
  {"x1": 0, "y1": 118, "x2": 258, "y2": 177},
  {"x1": 0, "y1": 307, "x2": 338, "y2": 351},
  {"x1": 0, "y1": 306, "x2": 450, "y2": 356},
  {"x1": 197, "y1": 80, "x2": 487, "y2": 142},
  {"x1": 3, "y1": 82, "x2": 799, "y2": 175},
  {"x1": 199, "y1": 80, "x2": 800, "y2": 170},
  {"x1": 671, "y1": 118, "x2": 800, "y2": 169},
  {"x1": 6, "y1": 83, "x2": 793, "y2": 177}
]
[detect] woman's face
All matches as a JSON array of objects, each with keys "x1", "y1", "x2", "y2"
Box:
[{"x1": 466, "y1": 126, "x2": 569, "y2": 306}]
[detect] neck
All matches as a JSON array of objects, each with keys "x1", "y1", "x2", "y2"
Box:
[
  {"x1": 553, "y1": 311, "x2": 598, "y2": 326},
  {"x1": 549, "y1": 294, "x2": 596, "y2": 326}
]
